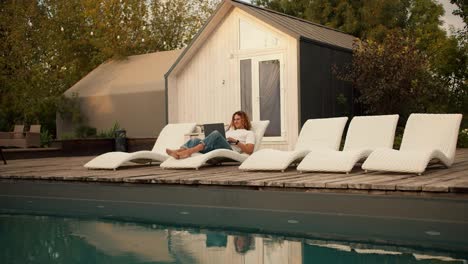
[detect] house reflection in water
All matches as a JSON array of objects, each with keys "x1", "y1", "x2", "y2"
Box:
[
  {"x1": 72, "y1": 221, "x2": 467, "y2": 264},
  {"x1": 72, "y1": 222, "x2": 302, "y2": 263},
  {"x1": 168, "y1": 230, "x2": 302, "y2": 264}
]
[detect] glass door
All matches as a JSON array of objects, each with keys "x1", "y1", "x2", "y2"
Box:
[{"x1": 240, "y1": 54, "x2": 284, "y2": 140}]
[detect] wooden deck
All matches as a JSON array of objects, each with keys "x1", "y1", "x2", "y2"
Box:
[{"x1": 1, "y1": 149, "x2": 467, "y2": 195}]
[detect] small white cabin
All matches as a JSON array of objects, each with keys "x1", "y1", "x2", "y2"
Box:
[{"x1": 166, "y1": 0, "x2": 357, "y2": 150}]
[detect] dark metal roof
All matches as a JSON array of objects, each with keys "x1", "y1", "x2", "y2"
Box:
[{"x1": 231, "y1": 0, "x2": 355, "y2": 50}]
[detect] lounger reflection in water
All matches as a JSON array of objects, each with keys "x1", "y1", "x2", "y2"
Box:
[
  {"x1": 160, "y1": 121, "x2": 269, "y2": 170},
  {"x1": 297, "y1": 115, "x2": 399, "y2": 173},
  {"x1": 239, "y1": 117, "x2": 348, "y2": 172},
  {"x1": 362, "y1": 113, "x2": 462, "y2": 175},
  {"x1": 84, "y1": 123, "x2": 196, "y2": 170}
]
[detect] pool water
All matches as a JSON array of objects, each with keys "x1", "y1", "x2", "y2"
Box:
[{"x1": 1, "y1": 214, "x2": 466, "y2": 264}]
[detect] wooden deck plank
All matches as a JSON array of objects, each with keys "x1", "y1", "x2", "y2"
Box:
[
  {"x1": 423, "y1": 176, "x2": 468, "y2": 192},
  {"x1": 324, "y1": 174, "x2": 379, "y2": 189},
  {"x1": 175, "y1": 168, "x2": 239, "y2": 184},
  {"x1": 205, "y1": 171, "x2": 281, "y2": 185},
  {"x1": 247, "y1": 173, "x2": 305, "y2": 187},
  {"x1": 286, "y1": 173, "x2": 355, "y2": 188},
  {"x1": 1, "y1": 149, "x2": 467, "y2": 195},
  {"x1": 395, "y1": 168, "x2": 468, "y2": 191}
]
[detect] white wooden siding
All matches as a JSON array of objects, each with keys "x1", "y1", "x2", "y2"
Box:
[{"x1": 169, "y1": 7, "x2": 299, "y2": 150}]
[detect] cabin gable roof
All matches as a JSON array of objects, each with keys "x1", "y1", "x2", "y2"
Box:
[{"x1": 165, "y1": 0, "x2": 356, "y2": 78}]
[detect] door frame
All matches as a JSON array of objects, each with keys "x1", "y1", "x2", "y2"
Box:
[{"x1": 238, "y1": 53, "x2": 286, "y2": 141}]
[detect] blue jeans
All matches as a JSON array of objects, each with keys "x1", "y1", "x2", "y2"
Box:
[{"x1": 182, "y1": 131, "x2": 232, "y2": 154}]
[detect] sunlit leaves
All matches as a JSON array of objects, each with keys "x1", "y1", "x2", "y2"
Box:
[{"x1": 0, "y1": 0, "x2": 219, "y2": 133}]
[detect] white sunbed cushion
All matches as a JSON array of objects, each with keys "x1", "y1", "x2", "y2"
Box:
[
  {"x1": 362, "y1": 148, "x2": 449, "y2": 174},
  {"x1": 398, "y1": 114, "x2": 462, "y2": 165},
  {"x1": 152, "y1": 123, "x2": 199, "y2": 153},
  {"x1": 362, "y1": 113, "x2": 462, "y2": 174},
  {"x1": 160, "y1": 120, "x2": 270, "y2": 169},
  {"x1": 84, "y1": 151, "x2": 168, "y2": 170},
  {"x1": 239, "y1": 149, "x2": 310, "y2": 171},
  {"x1": 84, "y1": 123, "x2": 196, "y2": 170},
  {"x1": 294, "y1": 117, "x2": 349, "y2": 151},
  {"x1": 239, "y1": 117, "x2": 348, "y2": 171},
  {"x1": 297, "y1": 149, "x2": 373, "y2": 173},
  {"x1": 297, "y1": 114, "x2": 399, "y2": 173},
  {"x1": 160, "y1": 149, "x2": 249, "y2": 169},
  {"x1": 342, "y1": 115, "x2": 399, "y2": 151}
]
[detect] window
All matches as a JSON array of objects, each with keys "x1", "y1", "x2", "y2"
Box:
[
  {"x1": 240, "y1": 59, "x2": 252, "y2": 119},
  {"x1": 259, "y1": 59, "x2": 281, "y2": 137}
]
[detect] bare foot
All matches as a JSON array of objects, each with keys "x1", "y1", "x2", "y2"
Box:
[
  {"x1": 166, "y1": 149, "x2": 180, "y2": 159},
  {"x1": 177, "y1": 149, "x2": 192, "y2": 159}
]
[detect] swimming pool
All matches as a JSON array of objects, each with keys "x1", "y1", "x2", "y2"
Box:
[
  {"x1": 1, "y1": 214, "x2": 467, "y2": 264},
  {"x1": 1, "y1": 180, "x2": 467, "y2": 263}
]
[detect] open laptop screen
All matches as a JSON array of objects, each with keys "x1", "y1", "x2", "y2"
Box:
[{"x1": 203, "y1": 123, "x2": 226, "y2": 139}]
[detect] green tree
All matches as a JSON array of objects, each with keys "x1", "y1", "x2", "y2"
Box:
[
  {"x1": 149, "y1": 0, "x2": 219, "y2": 50},
  {"x1": 337, "y1": 31, "x2": 448, "y2": 120},
  {"x1": 0, "y1": 0, "x2": 218, "y2": 136},
  {"x1": 255, "y1": 0, "x2": 466, "y2": 123},
  {"x1": 450, "y1": 0, "x2": 468, "y2": 27},
  {"x1": 253, "y1": 0, "x2": 411, "y2": 41},
  {"x1": 449, "y1": 0, "x2": 468, "y2": 129}
]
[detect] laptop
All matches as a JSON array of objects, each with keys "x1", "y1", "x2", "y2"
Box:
[{"x1": 203, "y1": 123, "x2": 226, "y2": 139}]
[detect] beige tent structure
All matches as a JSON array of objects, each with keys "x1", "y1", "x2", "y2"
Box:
[{"x1": 57, "y1": 49, "x2": 182, "y2": 139}]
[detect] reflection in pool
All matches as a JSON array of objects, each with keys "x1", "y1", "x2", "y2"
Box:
[{"x1": 0, "y1": 215, "x2": 466, "y2": 264}]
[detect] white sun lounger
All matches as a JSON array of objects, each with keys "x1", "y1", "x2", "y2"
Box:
[
  {"x1": 84, "y1": 123, "x2": 196, "y2": 170},
  {"x1": 362, "y1": 113, "x2": 463, "y2": 175},
  {"x1": 239, "y1": 117, "x2": 348, "y2": 172},
  {"x1": 159, "y1": 120, "x2": 270, "y2": 170},
  {"x1": 296, "y1": 115, "x2": 399, "y2": 173}
]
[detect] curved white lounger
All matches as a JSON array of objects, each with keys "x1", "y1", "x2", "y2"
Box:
[
  {"x1": 160, "y1": 121, "x2": 270, "y2": 170},
  {"x1": 297, "y1": 115, "x2": 399, "y2": 173},
  {"x1": 84, "y1": 123, "x2": 196, "y2": 170},
  {"x1": 239, "y1": 117, "x2": 348, "y2": 172},
  {"x1": 362, "y1": 113, "x2": 462, "y2": 175}
]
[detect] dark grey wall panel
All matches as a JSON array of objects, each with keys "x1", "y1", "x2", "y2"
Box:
[{"x1": 299, "y1": 39, "x2": 358, "y2": 126}]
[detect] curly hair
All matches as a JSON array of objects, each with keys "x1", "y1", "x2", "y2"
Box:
[{"x1": 228, "y1": 111, "x2": 251, "y2": 130}]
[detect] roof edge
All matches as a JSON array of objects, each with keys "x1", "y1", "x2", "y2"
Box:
[
  {"x1": 165, "y1": 0, "x2": 356, "y2": 78},
  {"x1": 230, "y1": 0, "x2": 354, "y2": 37},
  {"x1": 300, "y1": 36, "x2": 354, "y2": 53}
]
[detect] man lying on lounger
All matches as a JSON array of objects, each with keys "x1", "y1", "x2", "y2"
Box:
[{"x1": 166, "y1": 111, "x2": 255, "y2": 159}]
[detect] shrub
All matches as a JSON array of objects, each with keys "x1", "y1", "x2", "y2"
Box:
[
  {"x1": 336, "y1": 31, "x2": 449, "y2": 121},
  {"x1": 393, "y1": 127, "x2": 404, "y2": 149},
  {"x1": 60, "y1": 133, "x2": 75, "y2": 140},
  {"x1": 75, "y1": 125, "x2": 97, "y2": 138},
  {"x1": 458, "y1": 128, "x2": 468, "y2": 148},
  {"x1": 40, "y1": 129, "x2": 53, "y2": 147},
  {"x1": 97, "y1": 122, "x2": 121, "y2": 138}
]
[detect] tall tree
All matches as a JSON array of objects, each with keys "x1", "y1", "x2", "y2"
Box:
[
  {"x1": 0, "y1": 0, "x2": 219, "y2": 134},
  {"x1": 337, "y1": 31, "x2": 447, "y2": 119},
  {"x1": 450, "y1": 0, "x2": 468, "y2": 27},
  {"x1": 255, "y1": 0, "x2": 466, "y2": 123},
  {"x1": 253, "y1": 0, "x2": 411, "y2": 41}
]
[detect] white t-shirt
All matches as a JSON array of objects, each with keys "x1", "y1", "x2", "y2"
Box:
[{"x1": 226, "y1": 129, "x2": 255, "y2": 153}]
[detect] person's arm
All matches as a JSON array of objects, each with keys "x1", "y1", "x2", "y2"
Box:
[
  {"x1": 227, "y1": 136, "x2": 255, "y2": 154},
  {"x1": 234, "y1": 131, "x2": 256, "y2": 154},
  {"x1": 236, "y1": 141, "x2": 254, "y2": 155}
]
